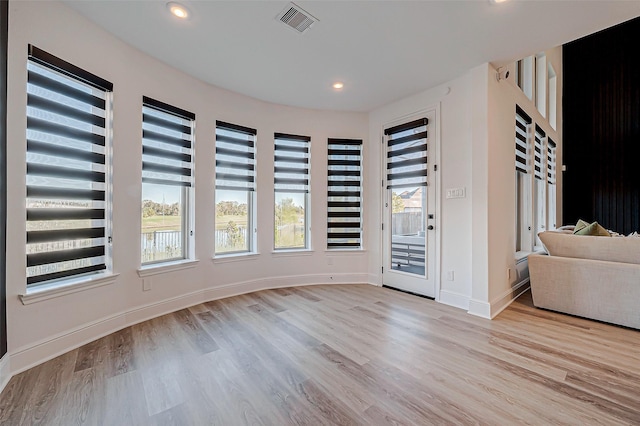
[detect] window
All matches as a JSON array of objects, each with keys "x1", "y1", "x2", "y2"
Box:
[
  {"x1": 385, "y1": 118, "x2": 429, "y2": 275},
  {"x1": 548, "y1": 64, "x2": 557, "y2": 130},
  {"x1": 533, "y1": 125, "x2": 547, "y2": 248},
  {"x1": 26, "y1": 45, "x2": 113, "y2": 286},
  {"x1": 516, "y1": 56, "x2": 534, "y2": 100},
  {"x1": 547, "y1": 138, "x2": 557, "y2": 230},
  {"x1": 327, "y1": 138, "x2": 362, "y2": 249},
  {"x1": 215, "y1": 121, "x2": 256, "y2": 255},
  {"x1": 515, "y1": 106, "x2": 557, "y2": 256},
  {"x1": 515, "y1": 106, "x2": 532, "y2": 254},
  {"x1": 274, "y1": 133, "x2": 310, "y2": 250},
  {"x1": 141, "y1": 97, "x2": 194, "y2": 265},
  {"x1": 535, "y1": 53, "x2": 547, "y2": 117}
]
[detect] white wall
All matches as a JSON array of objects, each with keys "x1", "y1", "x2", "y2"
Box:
[
  {"x1": 368, "y1": 50, "x2": 562, "y2": 319},
  {"x1": 368, "y1": 73, "x2": 475, "y2": 310},
  {"x1": 6, "y1": 1, "x2": 369, "y2": 373},
  {"x1": 3, "y1": 0, "x2": 564, "y2": 377},
  {"x1": 483, "y1": 47, "x2": 562, "y2": 316}
]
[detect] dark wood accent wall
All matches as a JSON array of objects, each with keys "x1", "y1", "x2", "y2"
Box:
[{"x1": 563, "y1": 17, "x2": 640, "y2": 234}]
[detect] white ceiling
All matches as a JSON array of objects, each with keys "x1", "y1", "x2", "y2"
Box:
[{"x1": 65, "y1": 1, "x2": 640, "y2": 112}]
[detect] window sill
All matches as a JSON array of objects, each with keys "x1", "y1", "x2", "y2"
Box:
[
  {"x1": 325, "y1": 249, "x2": 367, "y2": 256},
  {"x1": 20, "y1": 273, "x2": 120, "y2": 305},
  {"x1": 213, "y1": 252, "x2": 260, "y2": 263},
  {"x1": 515, "y1": 251, "x2": 530, "y2": 263},
  {"x1": 271, "y1": 249, "x2": 314, "y2": 257},
  {"x1": 137, "y1": 259, "x2": 199, "y2": 278}
]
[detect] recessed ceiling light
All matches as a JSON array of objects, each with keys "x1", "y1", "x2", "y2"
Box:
[
  {"x1": 490, "y1": 0, "x2": 509, "y2": 3},
  {"x1": 332, "y1": 82, "x2": 344, "y2": 90},
  {"x1": 167, "y1": 2, "x2": 189, "y2": 19}
]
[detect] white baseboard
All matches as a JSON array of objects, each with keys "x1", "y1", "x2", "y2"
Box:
[
  {"x1": 439, "y1": 289, "x2": 470, "y2": 311},
  {"x1": 10, "y1": 273, "x2": 369, "y2": 375},
  {"x1": 468, "y1": 298, "x2": 492, "y2": 319},
  {"x1": 0, "y1": 353, "x2": 10, "y2": 394},
  {"x1": 367, "y1": 273, "x2": 382, "y2": 286},
  {"x1": 488, "y1": 278, "x2": 530, "y2": 319},
  {"x1": 468, "y1": 278, "x2": 530, "y2": 320}
]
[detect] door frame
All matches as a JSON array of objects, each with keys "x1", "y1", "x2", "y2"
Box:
[{"x1": 379, "y1": 104, "x2": 441, "y2": 300}]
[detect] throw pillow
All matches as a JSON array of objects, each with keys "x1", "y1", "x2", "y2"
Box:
[
  {"x1": 574, "y1": 219, "x2": 590, "y2": 232},
  {"x1": 573, "y1": 221, "x2": 611, "y2": 237}
]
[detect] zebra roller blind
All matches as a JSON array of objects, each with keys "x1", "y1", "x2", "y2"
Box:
[
  {"x1": 215, "y1": 121, "x2": 256, "y2": 191},
  {"x1": 515, "y1": 106, "x2": 531, "y2": 174},
  {"x1": 327, "y1": 138, "x2": 362, "y2": 249},
  {"x1": 142, "y1": 96, "x2": 194, "y2": 188},
  {"x1": 274, "y1": 133, "x2": 310, "y2": 193},
  {"x1": 534, "y1": 125, "x2": 546, "y2": 180},
  {"x1": 26, "y1": 46, "x2": 113, "y2": 285},
  {"x1": 547, "y1": 138, "x2": 556, "y2": 184},
  {"x1": 385, "y1": 118, "x2": 428, "y2": 189}
]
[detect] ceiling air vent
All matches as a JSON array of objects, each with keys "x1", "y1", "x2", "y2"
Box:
[{"x1": 277, "y1": 3, "x2": 318, "y2": 34}]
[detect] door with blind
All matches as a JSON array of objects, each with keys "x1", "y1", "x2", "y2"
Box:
[{"x1": 382, "y1": 115, "x2": 437, "y2": 298}]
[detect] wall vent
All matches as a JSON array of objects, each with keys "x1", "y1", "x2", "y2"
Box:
[{"x1": 276, "y1": 3, "x2": 318, "y2": 34}]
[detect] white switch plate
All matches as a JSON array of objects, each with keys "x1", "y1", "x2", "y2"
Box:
[
  {"x1": 446, "y1": 187, "x2": 466, "y2": 199},
  {"x1": 447, "y1": 270, "x2": 454, "y2": 281},
  {"x1": 143, "y1": 278, "x2": 152, "y2": 291}
]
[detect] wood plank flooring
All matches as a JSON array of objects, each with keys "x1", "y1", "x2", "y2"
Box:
[{"x1": 1, "y1": 284, "x2": 639, "y2": 425}]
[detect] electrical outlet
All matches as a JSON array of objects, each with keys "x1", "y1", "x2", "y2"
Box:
[
  {"x1": 143, "y1": 277, "x2": 152, "y2": 291},
  {"x1": 327, "y1": 257, "x2": 334, "y2": 265},
  {"x1": 447, "y1": 270, "x2": 454, "y2": 281}
]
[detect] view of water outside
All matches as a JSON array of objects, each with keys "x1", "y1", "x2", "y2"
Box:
[
  {"x1": 215, "y1": 189, "x2": 249, "y2": 253},
  {"x1": 26, "y1": 198, "x2": 105, "y2": 281},
  {"x1": 275, "y1": 192, "x2": 305, "y2": 249},
  {"x1": 141, "y1": 183, "x2": 183, "y2": 263}
]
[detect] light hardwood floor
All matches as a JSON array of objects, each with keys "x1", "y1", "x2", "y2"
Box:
[{"x1": 1, "y1": 284, "x2": 639, "y2": 425}]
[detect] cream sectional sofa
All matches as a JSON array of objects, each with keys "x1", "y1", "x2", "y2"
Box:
[{"x1": 528, "y1": 231, "x2": 640, "y2": 329}]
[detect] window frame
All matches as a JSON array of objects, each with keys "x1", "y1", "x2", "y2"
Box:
[
  {"x1": 533, "y1": 125, "x2": 547, "y2": 249},
  {"x1": 547, "y1": 138, "x2": 557, "y2": 230},
  {"x1": 515, "y1": 104, "x2": 558, "y2": 258},
  {"x1": 273, "y1": 132, "x2": 311, "y2": 251},
  {"x1": 25, "y1": 45, "x2": 114, "y2": 288},
  {"x1": 515, "y1": 106, "x2": 533, "y2": 258},
  {"x1": 327, "y1": 138, "x2": 363, "y2": 250},
  {"x1": 535, "y1": 53, "x2": 547, "y2": 118},
  {"x1": 214, "y1": 120, "x2": 258, "y2": 256},
  {"x1": 140, "y1": 96, "x2": 195, "y2": 267}
]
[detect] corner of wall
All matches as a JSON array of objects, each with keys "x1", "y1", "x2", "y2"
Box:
[
  {"x1": 468, "y1": 276, "x2": 529, "y2": 319},
  {"x1": 0, "y1": 353, "x2": 10, "y2": 394}
]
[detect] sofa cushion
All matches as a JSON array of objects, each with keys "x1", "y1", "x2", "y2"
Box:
[
  {"x1": 574, "y1": 221, "x2": 611, "y2": 237},
  {"x1": 539, "y1": 231, "x2": 640, "y2": 264}
]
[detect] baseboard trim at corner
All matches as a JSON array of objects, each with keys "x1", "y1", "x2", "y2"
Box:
[
  {"x1": 0, "y1": 353, "x2": 10, "y2": 395},
  {"x1": 468, "y1": 299, "x2": 492, "y2": 319},
  {"x1": 367, "y1": 273, "x2": 382, "y2": 286},
  {"x1": 489, "y1": 278, "x2": 530, "y2": 319},
  {"x1": 468, "y1": 279, "x2": 531, "y2": 320},
  {"x1": 9, "y1": 273, "x2": 371, "y2": 376},
  {"x1": 439, "y1": 290, "x2": 470, "y2": 311}
]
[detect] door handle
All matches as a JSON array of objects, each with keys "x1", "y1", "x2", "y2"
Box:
[{"x1": 427, "y1": 225, "x2": 434, "y2": 230}]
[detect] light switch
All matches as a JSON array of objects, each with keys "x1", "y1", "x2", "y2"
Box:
[{"x1": 446, "y1": 187, "x2": 466, "y2": 199}]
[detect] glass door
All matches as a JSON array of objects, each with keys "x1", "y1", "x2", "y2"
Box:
[{"x1": 382, "y1": 116, "x2": 436, "y2": 298}]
